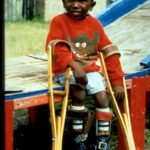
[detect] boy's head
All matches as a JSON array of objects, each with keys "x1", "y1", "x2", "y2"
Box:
[{"x1": 62, "y1": 0, "x2": 96, "y2": 20}]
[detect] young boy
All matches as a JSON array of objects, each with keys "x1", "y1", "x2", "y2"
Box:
[{"x1": 46, "y1": 0, "x2": 124, "y2": 149}]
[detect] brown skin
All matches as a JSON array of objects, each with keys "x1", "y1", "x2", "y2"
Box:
[
  {"x1": 112, "y1": 85, "x2": 124, "y2": 101},
  {"x1": 69, "y1": 60, "x2": 88, "y2": 89},
  {"x1": 63, "y1": 0, "x2": 124, "y2": 107}
]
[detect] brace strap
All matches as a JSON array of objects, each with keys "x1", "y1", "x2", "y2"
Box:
[
  {"x1": 67, "y1": 105, "x2": 88, "y2": 119},
  {"x1": 47, "y1": 40, "x2": 73, "y2": 59},
  {"x1": 96, "y1": 111, "x2": 113, "y2": 121},
  {"x1": 101, "y1": 44, "x2": 120, "y2": 59}
]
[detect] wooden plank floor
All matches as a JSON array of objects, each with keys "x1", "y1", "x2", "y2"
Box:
[
  {"x1": 105, "y1": 0, "x2": 150, "y2": 74},
  {"x1": 5, "y1": 54, "x2": 61, "y2": 95}
]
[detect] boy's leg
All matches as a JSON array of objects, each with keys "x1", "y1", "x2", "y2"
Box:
[
  {"x1": 67, "y1": 85, "x2": 89, "y2": 150},
  {"x1": 94, "y1": 91, "x2": 113, "y2": 150},
  {"x1": 54, "y1": 74, "x2": 89, "y2": 149},
  {"x1": 84, "y1": 72, "x2": 113, "y2": 149}
]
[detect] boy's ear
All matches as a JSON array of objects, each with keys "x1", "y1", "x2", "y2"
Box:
[{"x1": 90, "y1": 1, "x2": 96, "y2": 11}]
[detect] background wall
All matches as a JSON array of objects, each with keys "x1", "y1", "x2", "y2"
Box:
[{"x1": 5, "y1": 0, "x2": 107, "y2": 21}]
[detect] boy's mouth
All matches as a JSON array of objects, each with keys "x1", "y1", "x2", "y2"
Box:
[
  {"x1": 67, "y1": 9, "x2": 86, "y2": 19},
  {"x1": 70, "y1": 10, "x2": 82, "y2": 15},
  {"x1": 70, "y1": 10, "x2": 85, "y2": 18}
]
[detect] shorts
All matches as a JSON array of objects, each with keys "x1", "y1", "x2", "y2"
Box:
[{"x1": 54, "y1": 72, "x2": 106, "y2": 94}]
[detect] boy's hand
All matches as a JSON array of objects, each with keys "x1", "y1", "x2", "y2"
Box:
[
  {"x1": 112, "y1": 85, "x2": 124, "y2": 101},
  {"x1": 69, "y1": 60, "x2": 88, "y2": 89}
]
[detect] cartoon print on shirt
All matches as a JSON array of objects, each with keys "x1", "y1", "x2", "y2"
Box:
[{"x1": 67, "y1": 32, "x2": 99, "y2": 67}]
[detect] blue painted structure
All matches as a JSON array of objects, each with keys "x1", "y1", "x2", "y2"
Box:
[
  {"x1": 140, "y1": 54, "x2": 150, "y2": 67},
  {"x1": 5, "y1": 87, "x2": 64, "y2": 100},
  {"x1": 97, "y1": 0, "x2": 148, "y2": 27},
  {"x1": 125, "y1": 54, "x2": 150, "y2": 79},
  {"x1": 125, "y1": 68, "x2": 150, "y2": 79},
  {"x1": 126, "y1": 55, "x2": 150, "y2": 79}
]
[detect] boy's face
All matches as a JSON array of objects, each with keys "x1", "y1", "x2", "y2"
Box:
[{"x1": 62, "y1": 0, "x2": 95, "y2": 20}]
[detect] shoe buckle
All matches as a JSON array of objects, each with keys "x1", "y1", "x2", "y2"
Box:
[{"x1": 98, "y1": 141, "x2": 107, "y2": 149}]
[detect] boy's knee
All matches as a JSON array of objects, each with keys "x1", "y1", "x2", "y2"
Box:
[
  {"x1": 76, "y1": 91, "x2": 86, "y2": 101},
  {"x1": 70, "y1": 85, "x2": 86, "y2": 102},
  {"x1": 95, "y1": 91, "x2": 109, "y2": 108}
]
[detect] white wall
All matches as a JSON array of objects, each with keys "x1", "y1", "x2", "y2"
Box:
[
  {"x1": 5, "y1": 0, "x2": 23, "y2": 21},
  {"x1": 44, "y1": 0, "x2": 106, "y2": 22}
]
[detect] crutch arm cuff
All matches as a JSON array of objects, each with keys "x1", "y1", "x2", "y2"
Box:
[
  {"x1": 47, "y1": 40, "x2": 73, "y2": 59},
  {"x1": 101, "y1": 44, "x2": 120, "y2": 59}
]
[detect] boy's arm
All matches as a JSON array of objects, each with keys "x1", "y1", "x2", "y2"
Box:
[
  {"x1": 105, "y1": 54, "x2": 125, "y2": 100},
  {"x1": 105, "y1": 54, "x2": 124, "y2": 85},
  {"x1": 112, "y1": 85, "x2": 124, "y2": 101},
  {"x1": 101, "y1": 45, "x2": 125, "y2": 100},
  {"x1": 69, "y1": 60, "x2": 88, "y2": 89}
]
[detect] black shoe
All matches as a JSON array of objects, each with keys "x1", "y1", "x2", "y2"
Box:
[
  {"x1": 95, "y1": 135, "x2": 110, "y2": 150},
  {"x1": 64, "y1": 129, "x2": 88, "y2": 150}
]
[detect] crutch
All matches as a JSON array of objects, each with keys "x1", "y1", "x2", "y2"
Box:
[
  {"x1": 122, "y1": 77, "x2": 135, "y2": 149},
  {"x1": 47, "y1": 41, "x2": 71, "y2": 150},
  {"x1": 98, "y1": 52, "x2": 136, "y2": 150}
]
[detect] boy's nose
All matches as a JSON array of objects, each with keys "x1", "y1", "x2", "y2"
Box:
[{"x1": 72, "y1": 2, "x2": 80, "y2": 7}]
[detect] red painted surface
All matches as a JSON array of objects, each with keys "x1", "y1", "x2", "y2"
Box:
[
  {"x1": 4, "y1": 94, "x2": 64, "y2": 150},
  {"x1": 4, "y1": 100, "x2": 14, "y2": 150},
  {"x1": 14, "y1": 94, "x2": 62, "y2": 110},
  {"x1": 118, "y1": 76, "x2": 150, "y2": 150}
]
